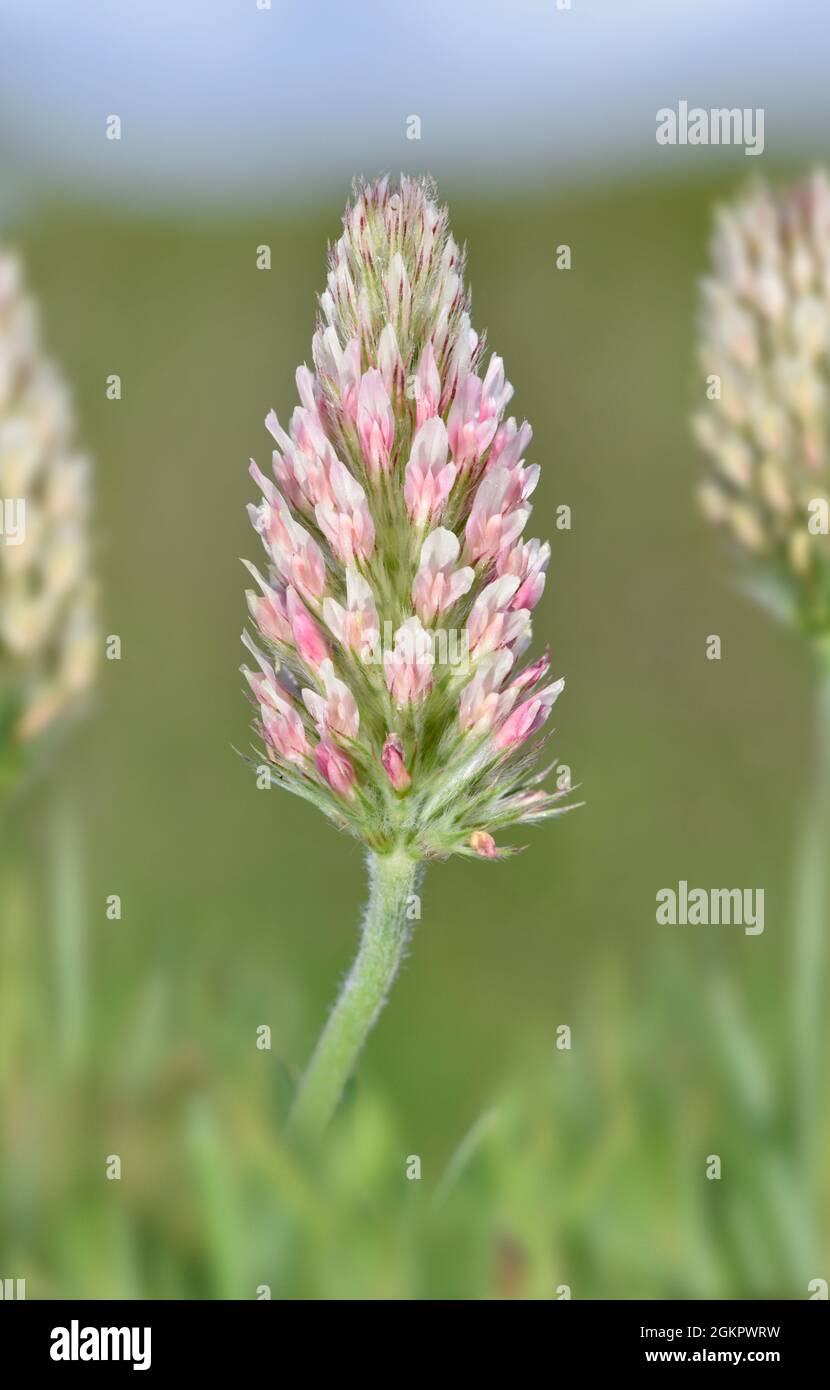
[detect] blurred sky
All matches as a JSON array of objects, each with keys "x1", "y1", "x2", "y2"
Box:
[{"x1": 1, "y1": 0, "x2": 829, "y2": 214}]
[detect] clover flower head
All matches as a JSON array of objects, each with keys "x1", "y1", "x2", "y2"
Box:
[
  {"x1": 242, "y1": 176, "x2": 568, "y2": 859},
  {"x1": 0, "y1": 246, "x2": 96, "y2": 772},
  {"x1": 695, "y1": 171, "x2": 830, "y2": 632}
]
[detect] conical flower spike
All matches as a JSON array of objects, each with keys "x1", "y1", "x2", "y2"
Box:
[
  {"x1": 240, "y1": 177, "x2": 572, "y2": 1139},
  {"x1": 695, "y1": 171, "x2": 830, "y2": 634},
  {"x1": 0, "y1": 246, "x2": 96, "y2": 789}
]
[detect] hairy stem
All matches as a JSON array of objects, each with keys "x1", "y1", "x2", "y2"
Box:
[{"x1": 287, "y1": 848, "x2": 422, "y2": 1142}]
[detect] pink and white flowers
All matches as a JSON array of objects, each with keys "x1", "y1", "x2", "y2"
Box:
[
  {"x1": 241, "y1": 177, "x2": 569, "y2": 858},
  {"x1": 404, "y1": 417, "x2": 456, "y2": 526},
  {"x1": 411, "y1": 529, "x2": 474, "y2": 623}
]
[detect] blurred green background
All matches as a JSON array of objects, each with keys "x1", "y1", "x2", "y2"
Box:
[
  {"x1": 2, "y1": 168, "x2": 827, "y2": 1298},
  {"x1": 2, "y1": 0, "x2": 830, "y2": 1302}
]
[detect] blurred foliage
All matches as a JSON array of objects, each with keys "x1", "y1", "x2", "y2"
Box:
[
  {"x1": 1, "y1": 174, "x2": 828, "y2": 1297},
  {"x1": 2, "y1": 827, "x2": 826, "y2": 1299}
]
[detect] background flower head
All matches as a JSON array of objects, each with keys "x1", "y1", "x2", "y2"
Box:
[
  {"x1": 695, "y1": 171, "x2": 830, "y2": 634},
  {"x1": 0, "y1": 245, "x2": 96, "y2": 784}
]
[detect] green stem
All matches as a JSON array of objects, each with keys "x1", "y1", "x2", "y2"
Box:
[
  {"x1": 50, "y1": 787, "x2": 86, "y2": 1075},
  {"x1": 287, "y1": 848, "x2": 422, "y2": 1143},
  {"x1": 793, "y1": 639, "x2": 830, "y2": 1240}
]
